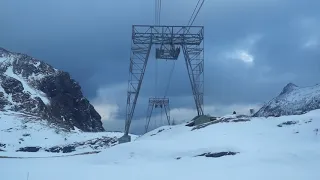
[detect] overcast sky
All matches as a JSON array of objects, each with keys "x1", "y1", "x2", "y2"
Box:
[{"x1": 1, "y1": 0, "x2": 320, "y2": 134}]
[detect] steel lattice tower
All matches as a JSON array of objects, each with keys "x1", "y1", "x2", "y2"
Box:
[
  {"x1": 145, "y1": 97, "x2": 170, "y2": 133},
  {"x1": 120, "y1": 25, "x2": 204, "y2": 143}
]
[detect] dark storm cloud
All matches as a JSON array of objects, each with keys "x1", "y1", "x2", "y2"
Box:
[{"x1": 1, "y1": 0, "x2": 320, "y2": 134}]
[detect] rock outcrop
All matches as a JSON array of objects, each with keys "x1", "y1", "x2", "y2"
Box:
[{"x1": 0, "y1": 47, "x2": 104, "y2": 132}]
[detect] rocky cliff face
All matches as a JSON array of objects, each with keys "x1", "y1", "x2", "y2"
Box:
[
  {"x1": 0, "y1": 47, "x2": 104, "y2": 132},
  {"x1": 254, "y1": 83, "x2": 320, "y2": 117}
]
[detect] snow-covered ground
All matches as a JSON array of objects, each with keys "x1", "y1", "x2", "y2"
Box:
[
  {"x1": 1, "y1": 110, "x2": 320, "y2": 179},
  {"x1": 0, "y1": 111, "x2": 137, "y2": 156}
]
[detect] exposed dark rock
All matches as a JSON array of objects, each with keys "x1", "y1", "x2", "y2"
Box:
[
  {"x1": 305, "y1": 119, "x2": 312, "y2": 124},
  {"x1": 39, "y1": 72, "x2": 103, "y2": 132},
  {"x1": 185, "y1": 121, "x2": 195, "y2": 127},
  {"x1": 150, "y1": 128, "x2": 171, "y2": 136},
  {"x1": 46, "y1": 145, "x2": 76, "y2": 153},
  {"x1": 185, "y1": 115, "x2": 226, "y2": 127},
  {"x1": 0, "y1": 92, "x2": 8, "y2": 109},
  {"x1": 1, "y1": 76, "x2": 24, "y2": 94},
  {"x1": 192, "y1": 115, "x2": 250, "y2": 131},
  {"x1": 277, "y1": 121, "x2": 298, "y2": 127},
  {"x1": 279, "y1": 83, "x2": 298, "y2": 95},
  {"x1": 14, "y1": 136, "x2": 118, "y2": 153},
  {"x1": 0, "y1": 143, "x2": 6, "y2": 148},
  {"x1": 45, "y1": 136, "x2": 117, "y2": 153},
  {"x1": 12, "y1": 92, "x2": 30, "y2": 103},
  {"x1": 17, "y1": 146, "x2": 41, "y2": 152},
  {"x1": 0, "y1": 47, "x2": 104, "y2": 132},
  {"x1": 196, "y1": 151, "x2": 239, "y2": 158},
  {"x1": 233, "y1": 118, "x2": 250, "y2": 123},
  {"x1": 210, "y1": 116, "x2": 218, "y2": 121}
]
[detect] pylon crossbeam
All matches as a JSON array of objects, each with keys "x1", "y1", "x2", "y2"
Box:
[
  {"x1": 132, "y1": 25, "x2": 203, "y2": 45},
  {"x1": 182, "y1": 44, "x2": 204, "y2": 116}
]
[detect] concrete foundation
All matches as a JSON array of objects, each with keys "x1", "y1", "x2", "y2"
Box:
[
  {"x1": 193, "y1": 115, "x2": 212, "y2": 126},
  {"x1": 118, "y1": 135, "x2": 131, "y2": 144}
]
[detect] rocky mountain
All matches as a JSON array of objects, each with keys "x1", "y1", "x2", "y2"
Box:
[
  {"x1": 0, "y1": 47, "x2": 104, "y2": 132},
  {"x1": 254, "y1": 83, "x2": 320, "y2": 117}
]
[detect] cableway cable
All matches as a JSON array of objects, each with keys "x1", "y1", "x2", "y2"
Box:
[
  {"x1": 187, "y1": 0, "x2": 201, "y2": 26},
  {"x1": 164, "y1": 61, "x2": 176, "y2": 97},
  {"x1": 187, "y1": 0, "x2": 205, "y2": 27}
]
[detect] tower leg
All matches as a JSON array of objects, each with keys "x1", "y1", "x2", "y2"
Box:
[
  {"x1": 164, "y1": 102, "x2": 171, "y2": 125},
  {"x1": 124, "y1": 42, "x2": 152, "y2": 139},
  {"x1": 145, "y1": 102, "x2": 155, "y2": 133},
  {"x1": 182, "y1": 44, "x2": 204, "y2": 116}
]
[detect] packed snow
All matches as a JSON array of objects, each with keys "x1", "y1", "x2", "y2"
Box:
[
  {"x1": 34, "y1": 61, "x2": 41, "y2": 67},
  {"x1": 1, "y1": 110, "x2": 320, "y2": 180}
]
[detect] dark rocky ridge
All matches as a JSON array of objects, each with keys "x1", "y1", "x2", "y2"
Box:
[
  {"x1": 0, "y1": 47, "x2": 104, "y2": 132},
  {"x1": 15, "y1": 136, "x2": 117, "y2": 153}
]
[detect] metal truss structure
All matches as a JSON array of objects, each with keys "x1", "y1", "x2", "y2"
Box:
[
  {"x1": 123, "y1": 25, "x2": 204, "y2": 139},
  {"x1": 145, "y1": 97, "x2": 170, "y2": 133}
]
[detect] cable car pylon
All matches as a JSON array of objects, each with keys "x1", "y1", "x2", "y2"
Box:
[
  {"x1": 118, "y1": 25, "x2": 204, "y2": 143},
  {"x1": 119, "y1": 0, "x2": 205, "y2": 143}
]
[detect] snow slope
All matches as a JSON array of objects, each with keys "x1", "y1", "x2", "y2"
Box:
[
  {"x1": 255, "y1": 83, "x2": 320, "y2": 117},
  {"x1": 1, "y1": 110, "x2": 320, "y2": 180},
  {"x1": 0, "y1": 111, "x2": 137, "y2": 155}
]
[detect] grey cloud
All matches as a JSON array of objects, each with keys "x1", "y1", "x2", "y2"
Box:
[{"x1": 1, "y1": 0, "x2": 320, "y2": 132}]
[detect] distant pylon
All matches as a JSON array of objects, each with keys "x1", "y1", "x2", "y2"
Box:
[{"x1": 145, "y1": 97, "x2": 170, "y2": 133}]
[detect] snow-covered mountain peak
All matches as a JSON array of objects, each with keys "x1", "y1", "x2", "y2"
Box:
[
  {"x1": 279, "y1": 82, "x2": 298, "y2": 95},
  {"x1": 254, "y1": 83, "x2": 320, "y2": 117}
]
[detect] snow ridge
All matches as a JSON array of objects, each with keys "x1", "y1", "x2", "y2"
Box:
[{"x1": 254, "y1": 83, "x2": 320, "y2": 117}]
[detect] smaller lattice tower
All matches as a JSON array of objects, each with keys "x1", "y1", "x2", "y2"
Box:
[{"x1": 145, "y1": 97, "x2": 170, "y2": 133}]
